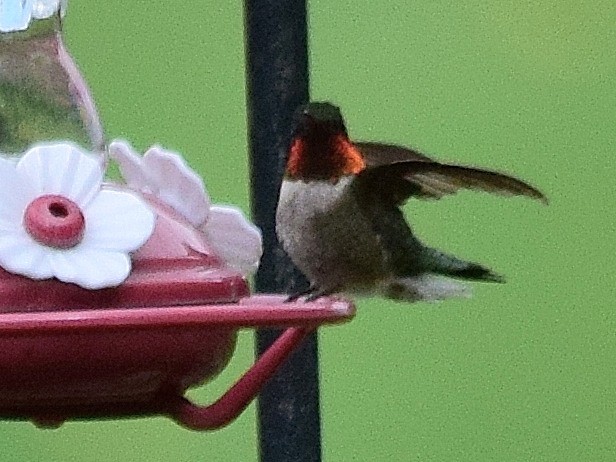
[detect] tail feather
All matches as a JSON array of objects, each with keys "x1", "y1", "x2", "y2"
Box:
[
  {"x1": 382, "y1": 275, "x2": 471, "y2": 302},
  {"x1": 420, "y1": 247, "x2": 505, "y2": 283}
]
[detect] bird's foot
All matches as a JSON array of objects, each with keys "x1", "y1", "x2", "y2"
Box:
[
  {"x1": 285, "y1": 286, "x2": 337, "y2": 303},
  {"x1": 285, "y1": 286, "x2": 315, "y2": 303}
]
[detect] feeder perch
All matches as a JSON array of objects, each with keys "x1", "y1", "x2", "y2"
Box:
[{"x1": 0, "y1": 1, "x2": 355, "y2": 430}]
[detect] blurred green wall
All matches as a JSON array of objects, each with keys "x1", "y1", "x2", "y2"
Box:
[{"x1": 1, "y1": 1, "x2": 614, "y2": 460}]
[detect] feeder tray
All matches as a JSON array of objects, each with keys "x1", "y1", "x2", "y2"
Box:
[{"x1": 0, "y1": 194, "x2": 355, "y2": 430}]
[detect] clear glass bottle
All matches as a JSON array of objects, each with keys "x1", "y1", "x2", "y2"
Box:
[{"x1": 0, "y1": 0, "x2": 103, "y2": 155}]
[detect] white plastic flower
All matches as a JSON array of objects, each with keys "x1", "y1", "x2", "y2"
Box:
[
  {"x1": 0, "y1": 0, "x2": 67, "y2": 33},
  {"x1": 0, "y1": 142, "x2": 155, "y2": 289},
  {"x1": 109, "y1": 140, "x2": 262, "y2": 275}
]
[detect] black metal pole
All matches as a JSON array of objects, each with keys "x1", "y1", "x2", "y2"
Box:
[{"x1": 244, "y1": 1, "x2": 321, "y2": 462}]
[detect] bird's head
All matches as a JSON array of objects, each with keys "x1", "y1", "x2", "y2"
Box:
[{"x1": 285, "y1": 102, "x2": 365, "y2": 181}]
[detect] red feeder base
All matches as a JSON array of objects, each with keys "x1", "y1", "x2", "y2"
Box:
[{"x1": 0, "y1": 295, "x2": 354, "y2": 430}]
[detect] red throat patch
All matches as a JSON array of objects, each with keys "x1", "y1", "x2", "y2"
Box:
[{"x1": 286, "y1": 135, "x2": 366, "y2": 181}]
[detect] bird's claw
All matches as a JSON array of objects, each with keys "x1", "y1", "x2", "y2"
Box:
[{"x1": 284, "y1": 286, "x2": 333, "y2": 303}]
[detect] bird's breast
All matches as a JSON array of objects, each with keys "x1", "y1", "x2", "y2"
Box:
[{"x1": 276, "y1": 177, "x2": 387, "y2": 288}]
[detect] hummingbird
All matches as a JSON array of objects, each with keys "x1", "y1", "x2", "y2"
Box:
[{"x1": 275, "y1": 102, "x2": 546, "y2": 303}]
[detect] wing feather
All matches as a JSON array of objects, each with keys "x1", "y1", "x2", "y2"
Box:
[
  {"x1": 356, "y1": 142, "x2": 547, "y2": 204},
  {"x1": 356, "y1": 141, "x2": 433, "y2": 164}
]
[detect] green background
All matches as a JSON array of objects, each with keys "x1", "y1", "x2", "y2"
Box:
[{"x1": 1, "y1": 1, "x2": 615, "y2": 460}]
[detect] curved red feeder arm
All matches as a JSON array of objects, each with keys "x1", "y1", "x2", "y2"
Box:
[{"x1": 166, "y1": 326, "x2": 312, "y2": 430}]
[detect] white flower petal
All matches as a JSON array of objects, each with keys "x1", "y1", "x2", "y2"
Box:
[
  {"x1": 0, "y1": 232, "x2": 53, "y2": 279},
  {"x1": 48, "y1": 249, "x2": 131, "y2": 289},
  {"x1": 0, "y1": 219, "x2": 21, "y2": 233},
  {"x1": 82, "y1": 189, "x2": 155, "y2": 252},
  {"x1": 202, "y1": 206, "x2": 262, "y2": 275},
  {"x1": 32, "y1": 0, "x2": 62, "y2": 19},
  {"x1": 142, "y1": 145, "x2": 210, "y2": 227},
  {"x1": 0, "y1": 0, "x2": 33, "y2": 33},
  {"x1": 108, "y1": 140, "x2": 154, "y2": 193},
  {"x1": 17, "y1": 143, "x2": 104, "y2": 206},
  {"x1": 0, "y1": 1, "x2": 64, "y2": 32},
  {"x1": 0, "y1": 157, "x2": 34, "y2": 224},
  {"x1": 109, "y1": 140, "x2": 212, "y2": 228}
]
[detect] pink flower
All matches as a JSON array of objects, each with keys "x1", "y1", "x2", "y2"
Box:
[{"x1": 109, "y1": 141, "x2": 262, "y2": 275}]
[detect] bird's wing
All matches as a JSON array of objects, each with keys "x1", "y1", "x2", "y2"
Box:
[
  {"x1": 356, "y1": 141, "x2": 434, "y2": 164},
  {"x1": 355, "y1": 143, "x2": 547, "y2": 204}
]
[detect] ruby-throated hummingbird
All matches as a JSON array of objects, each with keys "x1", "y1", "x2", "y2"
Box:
[{"x1": 276, "y1": 102, "x2": 546, "y2": 302}]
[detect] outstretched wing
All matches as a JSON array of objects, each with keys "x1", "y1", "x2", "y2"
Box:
[{"x1": 356, "y1": 142, "x2": 547, "y2": 204}]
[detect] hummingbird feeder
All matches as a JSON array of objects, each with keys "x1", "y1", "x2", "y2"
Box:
[{"x1": 0, "y1": 1, "x2": 354, "y2": 430}]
